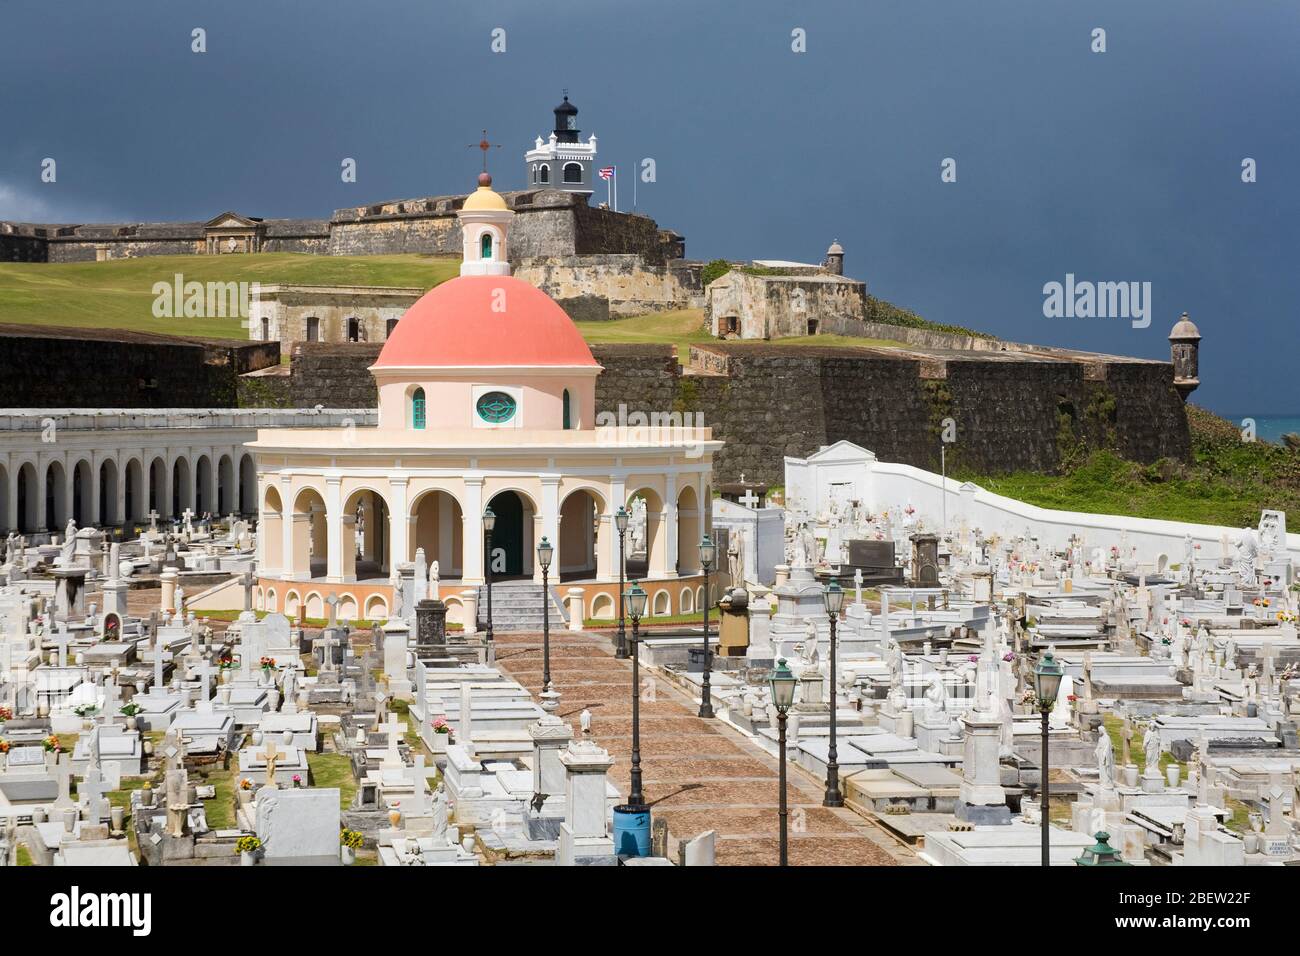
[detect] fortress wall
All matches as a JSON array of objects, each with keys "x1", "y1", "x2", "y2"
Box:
[
  {"x1": 0, "y1": 232, "x2": 49, "y2": 262},
  {"x1": 272, "y1": 341, "x2": 1191, "y2": 483},
  {"x1": 48, "y1": 238, "x2": 204, "y2": 262},
  {"x1": 515, "y1": 255, "x2": 702, "y2": 318},
  {"x1": 0, "y1": 330, "x2": 278, "y2": 408}
]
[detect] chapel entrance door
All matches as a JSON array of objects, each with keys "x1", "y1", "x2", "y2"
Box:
[{"x1": 488, "y1": 491, "x2": 525, "y2": 577}]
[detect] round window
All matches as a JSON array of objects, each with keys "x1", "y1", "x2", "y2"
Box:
[{"x1": 476, "y1": 391, "x2": 517, "y2": 424}]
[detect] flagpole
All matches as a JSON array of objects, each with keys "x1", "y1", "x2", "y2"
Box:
[
  {"x1": 613, "y1": 167, "x2": 618, "y2": 213},
  {"x1": 606, "y1": 171, "x2": 611, "y2": 209}
]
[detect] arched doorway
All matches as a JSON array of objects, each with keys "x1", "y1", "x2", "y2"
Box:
[
  {"x1": 124, "y1": 458, "x2": 144, "y2": 525},
  {"x1": 72, "y1": 459, "x2": 92, "y2": 526},
  {"x1": 45, "y1": 460, "x2": 68, "y2": 531},
  {"x1": 171, "y1": 457, "x2": 193, "y2": 518},
  {"x1": 195, "y1": 455, "x2": 214, "y2": 515},
  {"x1": 261, "y1": 485, "x2": 284, "y2": 572},
  {"x1": 291, "y1": 487, "x2": 328, "y2": 579},
  {"x1": 149, "y1": 457, "x2": 168, "y2": 519},
  {"x1": 239, "y1": 455, "x2": 256, "y2": 516},
  {"x1": 486, "y1": 491, "x2": 534, "y2": 578},
  {"x1": 217, "y1": 455, "x2": 235, "y2": 516},
  {"x1": 98, "y1": 458, "x2": 120, "y2": 526},
  {"x1": 17, "y1": 462, "x2": 38, "y2": 533},
  {"x1": 410, "y1": 489, "x2": 462, "y2": 577},
  {"x1": 558, "y1": 488, "x2": 602, "y2": 580},
  {"x1": 346, "y1": 488, "x2": 392, "y2": 578},
  {"x1": 625, "y1": 487, "x2": 664, "y2": 579}
]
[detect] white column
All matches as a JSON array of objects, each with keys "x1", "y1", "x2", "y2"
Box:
[
  {"x1": 536, "y1": 475, "x2": 561, "y2": 583},
  {"x1": 597, "y1": 475, "x2": 626, "y2": 583},
  {"x1": 62, "y1": 458, "x2": 76, "y2": 530},
  {"x1": 279, "y1": 474, "x2": 294, "y2": 576},
  {"x1": 462, "y1": 477, "x2": 484, "y2": 585},
  {"x1": 325, "y1": 476, "x2": 343, "y2": 582},
  {"x1": 662, "y1": 472, "x2": 679, "y2": 578},
  {"x1": 86, "y1": 459, "x2": 100, "y2": 527},
  {"x1": 114, "y1": 456, "x2": 128, "y2": 527},
  {"x1": 388, "y1": 477, "x2": 409, "y2": 570},
  {"x1": 438, "y1": 492, "x2": 454, "y2": 573},
  {"x1": 4, "y1": 458, "x2": 18, "y2": 533}
]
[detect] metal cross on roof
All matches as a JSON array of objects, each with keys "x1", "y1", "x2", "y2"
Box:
[{"x1": 468, "y1": 129, "x2": 502, "y2": 172}]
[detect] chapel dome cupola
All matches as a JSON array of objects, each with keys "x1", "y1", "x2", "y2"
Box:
[{"x1": 459, "y1": 172, "x2": 512, "y2": 277}]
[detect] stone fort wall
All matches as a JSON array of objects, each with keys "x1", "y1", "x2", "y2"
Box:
[
  {"x1": 280, "y1": 342, "x2": 1191, "y2": 483},
  {"x1": 0, "y1": 325, "x2": 280, "y2": 408}
]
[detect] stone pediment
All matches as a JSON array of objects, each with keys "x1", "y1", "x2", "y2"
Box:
[{"x1": 204, "y1": 211, "x2": 262, "y2": 230}]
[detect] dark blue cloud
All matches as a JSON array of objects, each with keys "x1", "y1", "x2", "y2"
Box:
[{"x1": 2, "y1": 0, "x2": 1295, "y2": 414}]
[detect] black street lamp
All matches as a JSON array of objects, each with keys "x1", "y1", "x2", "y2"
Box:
[
  {"x1": 698, "y1": 534, "x2": 716, "y2": 719},
  {"x1": 482, "y1": 506, "x2": 496, "y2": 644},
  {"x1": 1033, "y1": 644, "x2": 1065, "y2": 867},
  {"x1": 626, "y1": 580, "x2": 648, "y2": 807},
  {"x1": 822, "y1": 579, "x2": 844, "y2": 807},
  {"x1": 614, "y1": 505, "x2": 629, "y2": 660},
  {"x1": 770, "y1": 658, "x2": 797, "y2": 866},
  {"x1": 537, "y1": 536, "x2": 554, "y2": 706}
]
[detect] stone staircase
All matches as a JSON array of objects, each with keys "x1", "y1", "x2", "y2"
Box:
[{"x1": 477, "y1": 579, "x2": 567, "y2": 632}]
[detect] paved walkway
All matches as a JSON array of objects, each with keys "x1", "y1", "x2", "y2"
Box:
[{"x1": 494, "y1": 629, "x2": 917, "y2": 866}]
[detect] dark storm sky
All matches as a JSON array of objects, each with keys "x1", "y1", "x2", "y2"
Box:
[{"x1": 2, "y1": 0, "x2": 1297, "y2": 415}]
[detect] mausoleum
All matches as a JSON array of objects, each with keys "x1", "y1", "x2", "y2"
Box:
[{"x1": 249, "y1": 173, "x2": 720, "y2": 625}]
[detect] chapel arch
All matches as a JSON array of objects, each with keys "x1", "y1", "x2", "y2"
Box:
[{"x1": 409, "y1": 488, "x2": 464, "y2": 577}]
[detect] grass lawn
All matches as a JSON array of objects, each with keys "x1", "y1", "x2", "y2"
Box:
[
  {"x1": 200, "y1": 766, "x2": 239, "y2": 830},
  {"x1": 1101, "y1": 714, "x2": 1187, "y2": 778},
  {"x1": 16, "y1": 845, "x2": 33, "y2": 866},
  {"x1": 0, "y1": 253, "x2": 458, "y2": 339},
  {"x1": 307, "y1": 751, "x2": 357, "y2": 810},
  {"x1": 108, "y1": 776, "x2": 159, "y2": 857},
  {"x1": 1223, "y1": 797, "x2": 1253, "y2": 833}
]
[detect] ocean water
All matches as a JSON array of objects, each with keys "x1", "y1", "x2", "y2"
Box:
[{"x1": 1222, "y1": 415, "x2": 1300, "y2": 443}]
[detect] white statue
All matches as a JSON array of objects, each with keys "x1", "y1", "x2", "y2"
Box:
[
  {"x1": 924, "y1": 672, "x2": 948, "y2": 714},
  {"x1": 1143, "y1": 722, "x2": 1162, "y2": 770},
  {"x1": 1234, "y1": 527, "x2": 1259, "y2": 583},
  {"x1": 1095, "y1": 730, "x2": 1116, "y2": 790}
]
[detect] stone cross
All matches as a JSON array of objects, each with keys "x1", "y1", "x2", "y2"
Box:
[
  {"x1": 151, "y1": 629, "x2": 172, "y2": 694},
  {"x1": 256, "y1": 737, "x2": 281, "y2": 788},
  {"x1": 52, "y1": 622, "x2": 72, "y2": 668},
  {"x1": 240, "y1": 569, "x2": 256, "y2": 614},
  {"x1": 325, "y1": 593, "x2": 340, "y2": 628},
  {"x1": 739, "y1": 488, "x2": 760, "y2": 509},
  {"x1": 148, "y1": 509, "x2": 160, "y2": 532},
  {"x1": 1260, "y1": 643, "x2": 1280, "y2": 700},
  {"x1": 1120, "y1": 717, "x2": 1134, "y2": 766},
  {"x1": 383, "y1": 713, "x2": 404, "y2": 767},
  {"x1": 853, "y1": 567, "x2": 863, "y2": 604}
]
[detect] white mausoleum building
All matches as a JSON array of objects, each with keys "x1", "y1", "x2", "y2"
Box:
[{"x1": 250, "y1": 173, "x2": 719, "y2": 624}]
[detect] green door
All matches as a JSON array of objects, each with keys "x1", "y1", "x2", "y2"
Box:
[{"x1": 488, "y1": 492, "x2": 524, "y2": 576}]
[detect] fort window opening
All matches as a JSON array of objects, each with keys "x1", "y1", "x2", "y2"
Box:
[
  {"x1": 563, "y1": 163, "x2": 582, "y2": 184},
  {"x1": 306, "y1": 317, "x2": 320, "y2": 342},
  {"x1": 347, "y1": 317, "x2": 360, "y2": 342},
  {"x1": 412, "y1": 388, "x2": 426, "y2": 430},
  {"x1": 260, "y1": 317, "x2": 270, "y2": 340},
  {"x1": 386, "y1": 318, "x2": 398, "y2": 338},
  {"x1": 806, "y1": 319, "x2": 819, "y2": 336},
  {"x1": 538, "y1": 164, "x2": 550, "y2": 184}
]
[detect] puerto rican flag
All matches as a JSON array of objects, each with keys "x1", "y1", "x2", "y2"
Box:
[{"x1": 598, "y1": 166, "x2": 615, "y2": 180}]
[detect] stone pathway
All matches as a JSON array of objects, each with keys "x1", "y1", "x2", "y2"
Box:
[{"x1": 494, "y1": 629, "x2": 917, "y2": 866}]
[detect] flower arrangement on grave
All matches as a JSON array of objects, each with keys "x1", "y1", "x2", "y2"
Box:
[
  {"x1": 1002, "y1": 652, "x2": 1016, "y2": 662},
  {"x1": 432, "y1": 716, "x2": 452, "y2": 736},
  {"x1": 119, "y1": 702, "x2": 142, "y2": 717},
  {"x1": 239, "y1": 777, "x2": 253, "y2": 791},
  {"x1": 235, "y1": 836, "x2": 262, "y2": 854},
  {"x1": 0, "y1": 740, "x2": 10, "y2": 754},
  {"x1": 73, "y1": 704, "x2": 98, "y2": 718},
  {"x1": 292, "y1": 774, "x2": 302, "y2": 788},
  {"x1": 1254, "y1": 598, "x2": 1271, "y2": 608},
  {"x1": 340, "y1": 829, "x2": 364, "y2": 849},
  {"x1": 0, "y1": 705, "x2": 11, "y2": 722},
  {"x1": 41, "y1": 735, "x2": 61, "y2": 753},
  {"x1": 218, "y1": 652, "x2": 238, "y2": 670},
  {"x1": 1067, "y1": 694, "x2": 1078, "y2": 703},
  {"x1": 1282, "y1": 663, "x2": 1300, "y2": 682},
  {"x1": 259, "y1": 656, "x2": 276, "y2": 672}
]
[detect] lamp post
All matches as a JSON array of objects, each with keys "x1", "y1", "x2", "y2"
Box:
[
  {"x1": 698, "y1": 535, "x2": 716, "y2": 719},
  {"x1": 822, "y1": 579, "x2": 844, "y2": 807},
  {"x1": 614, "y1": 506, "x2": 629, "y2": 660},
  {"x1": 482, "y1": 506, "x2": 496, "y2": 644},
  {"x1": 770, "y1": 658, "x2": 797, "y2": 866},
  {"x1": 1033, "y1": 644, "x2": 1065, "y2": 867},
  {"x1": 626, "y1": 581, "x2": 648, "y2": 807},
  {"x1": 537, "y1": 536, "x2": 554, "y2": 707}
]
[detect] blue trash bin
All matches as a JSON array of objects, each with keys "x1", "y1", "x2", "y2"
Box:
[{"x1": 612, "y1": 804, "x2": 652, "y2": 857}]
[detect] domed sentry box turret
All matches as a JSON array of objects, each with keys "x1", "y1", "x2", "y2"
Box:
[{"x1": 1168, "y1": 311, "x2": 1201, "y2": 402}]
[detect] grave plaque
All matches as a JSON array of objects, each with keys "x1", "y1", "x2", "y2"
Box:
[{"x1": 415, "y1": 598, "x2": 447, "y2": 650}]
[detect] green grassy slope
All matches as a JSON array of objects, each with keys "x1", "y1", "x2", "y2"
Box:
[
  {"x1": 0, "y1": 254, "x2": 459, "y2": 339},
  {"x1": 963, "y1": 406, "x2": 1300, "y2": 527}
]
